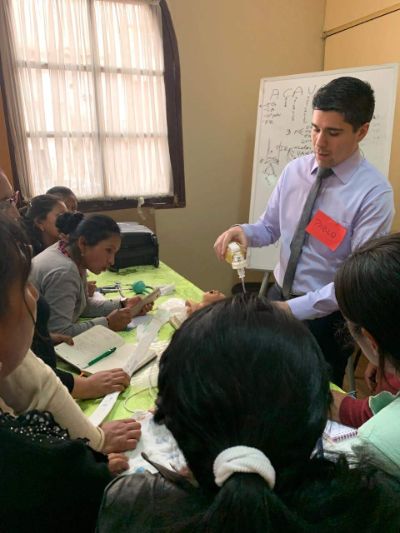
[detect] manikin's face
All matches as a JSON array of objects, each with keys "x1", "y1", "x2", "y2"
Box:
[{"x1": 311, "y1": 110, "x2": 369, "y2": 168}]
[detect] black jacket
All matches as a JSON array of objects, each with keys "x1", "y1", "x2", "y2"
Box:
[{"x1": 97, "y1": 455, "x2": 199, "y2": 533}]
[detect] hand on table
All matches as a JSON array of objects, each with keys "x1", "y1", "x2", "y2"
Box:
[
  {"x1": 124, "y1": 296, "x2": 154, "y2": 317},
  {"x1": 72, "y1": 369, "x2": 130, "y2": 400},
  {"x1": 50, "y1": 332, "x2": 74, "y2": 346},
  {"x1": 213, "y1": 226, "x2": 248, "y2": 261},
  {"x1": 101, "y1": 419, "x2": 142, "y2": 454},
  {"x1": 106, "y1": 308, "x2": 132, "y2": 331},
  {"x1": 138, "y1": 302, "x2": 154, "y2": 315},
  {"x1": 108, "y1": 453, "x2": 130, "y2": 476},
  {"x1": 364, "y1": 362, "x2": 378, "y2": 393}
]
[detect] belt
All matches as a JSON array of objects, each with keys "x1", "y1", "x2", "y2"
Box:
[{"x1": 274, "y1": 283, "x2": 305, "y2": 301}]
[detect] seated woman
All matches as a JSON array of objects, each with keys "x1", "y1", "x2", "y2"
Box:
[
  {"x1": 0, "y1": 170, "x2": 132, "y2": 399},
  {"x1": 31, "y1": 212, "x2": 151, "y2": 337},
  {"x1": 331, "y1": 233, "x2": 400, "y2": 468},
  {"x1": 20, "y1": 193, "x2": 67, "y2": 255},
  {"x1": 98, "y1": 295, "x2": 400, "y2": 532},
  {"x1": 32, "y1": 294, "x2": 131, "y2": 399},
  {"x1": 45, "y1": 186, "x2": 99, "y2": 293},
  {"x1": 0, "y1": 214, "x2": 141, "y2": 532}
]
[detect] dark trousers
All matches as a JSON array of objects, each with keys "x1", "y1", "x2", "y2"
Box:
[{"x1": 267, "y1": 284, "x2": 352, "y2": 386}]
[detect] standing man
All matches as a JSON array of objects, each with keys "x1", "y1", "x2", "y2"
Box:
[{"x1": 214, "y1": 77, "x2": 394, "y2": 386}]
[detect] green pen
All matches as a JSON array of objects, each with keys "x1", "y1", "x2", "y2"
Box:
[{"x1": 84, "y1": 347, "x2": 117, "y2": 368}]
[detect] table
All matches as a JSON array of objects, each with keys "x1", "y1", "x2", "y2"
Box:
[{"x1": 73, "y1": 261, "x2": 203, "y2": 421}]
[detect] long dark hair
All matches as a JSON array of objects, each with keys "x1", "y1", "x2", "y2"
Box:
[
  {"x1": 20, "y1": 194, "x2": 64, "y2": 255},
  {"x1": 46, "y1": 185, "x2": 74, "y2": 197},
  {"x1": 98, "y1": 294, "x2": 400, "y2": 531},
  {"x1": 154, "y1": 295, "x2": 331, "y2": 531},
  {"x1": 335, "y1": 233, "x2": 400, "y2": 373},
  {"x1": 0, "y1": 212, "x2": 32, "y2": 318},
  {"x1": 46, "y1": 186, "x2": 77, "y2": 211}
]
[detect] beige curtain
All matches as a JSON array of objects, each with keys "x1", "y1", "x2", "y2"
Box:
[
  {"x1": 0, "y1": 0, "x2": 172, "y2": 200},
  {"x1": 0, "y1": 3, "x2": 32, "y2": 196}
]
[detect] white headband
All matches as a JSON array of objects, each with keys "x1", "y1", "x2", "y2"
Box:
[{"x1": 213, "y1": 446, "x2": 276, "y2": 489}]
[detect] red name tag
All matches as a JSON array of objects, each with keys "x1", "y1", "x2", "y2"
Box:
[{"x1": 306, "y1": 210, "x2": 347, "y2": 251}]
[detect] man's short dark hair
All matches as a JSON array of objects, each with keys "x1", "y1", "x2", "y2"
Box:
[
  {"x1": 312, "y1": 76, "x2": 375, "y2": 131},
  {"x1": 46, "y1": 185, "x2": 74, "y2": 197}
]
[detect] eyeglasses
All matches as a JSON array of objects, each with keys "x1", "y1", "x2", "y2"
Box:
[{"x1": 0, "y1": 190, "x2": 19, "y2": 209}]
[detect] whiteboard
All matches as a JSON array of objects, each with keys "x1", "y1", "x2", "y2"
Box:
[{"x1": 247, "y1": 63, "x2": 398, "y2": 271}]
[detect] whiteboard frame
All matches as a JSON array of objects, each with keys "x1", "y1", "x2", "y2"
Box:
[{"x1": 247, "y1": 63, "x2": 398, "y2": 271}]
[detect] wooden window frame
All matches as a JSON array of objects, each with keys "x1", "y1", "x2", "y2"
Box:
[{"x1": 0, "y1": 0, "x2": 185, "y2": 211}]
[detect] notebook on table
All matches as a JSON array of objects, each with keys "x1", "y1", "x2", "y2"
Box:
[
  {"x1": 55, "y1": 325, "x2": 156, "y2": 375},
  {"x1": 323, "y1": 420, "x2": 357, "y2": 443}
]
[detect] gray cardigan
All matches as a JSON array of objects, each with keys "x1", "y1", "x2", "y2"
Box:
[{"x1": 31, "y1": 243, "x2": 119, "y2": 336}]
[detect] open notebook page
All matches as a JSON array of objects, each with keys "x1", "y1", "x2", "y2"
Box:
[{"x1": 55, "y1": 325, "x2": 154, "y2": 374}]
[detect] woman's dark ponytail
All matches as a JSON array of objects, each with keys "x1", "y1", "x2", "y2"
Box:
[{"x1": 196, "y1": 472, "x2": 305, "y2": 532}]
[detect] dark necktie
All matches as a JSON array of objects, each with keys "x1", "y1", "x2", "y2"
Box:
[{"x1": 281, "y1": 167, "x2": 333, "y2": 300}]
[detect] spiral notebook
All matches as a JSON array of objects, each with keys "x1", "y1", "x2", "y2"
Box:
[{"x1": 323, "y1": 420, "x2": 357, "y2": 443}]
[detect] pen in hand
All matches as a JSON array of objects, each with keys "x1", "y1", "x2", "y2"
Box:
[{"x1": 84, "y1": 347, "x2": 117, "y2": 368}]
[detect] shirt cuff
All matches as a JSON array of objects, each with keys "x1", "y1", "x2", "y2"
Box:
[
  {"x1": 287, "y1": 294, "x2": 317, "y2": 321},
  {"x1": 93, "y1": 316, "x2": 109, "y2": 328},
  {"x1": 287, "y1": 289, "x2": 339, "y2": 321},
  {"x1": 240, "y1": 223, "x2": 255, "y2": 245}
]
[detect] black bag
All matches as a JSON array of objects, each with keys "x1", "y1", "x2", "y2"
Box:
[{"x1": 111, "y1": 222, "x2": 159, "y2": 271}]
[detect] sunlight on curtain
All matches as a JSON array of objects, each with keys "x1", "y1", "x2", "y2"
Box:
[{"x1": 8, "y1": 0, "x2": 172, "y2": 199}]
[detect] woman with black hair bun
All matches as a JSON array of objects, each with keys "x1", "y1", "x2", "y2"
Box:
[
  {"x1": 31, "y1": 211, "x2": 152, "y2": 338},
  {"x1": 20, "y1": 193, "x2": 67, "y2": 255},
  {"x1": 30, "y1": 211, "x2": 155, "y2": 398},
  {"x1": 98, "y1": 295, "x2": 400, "y2": 532}
]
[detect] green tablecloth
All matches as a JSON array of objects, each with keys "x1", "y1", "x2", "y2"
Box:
[{"x1": 70, "y1": 261, "x2": 203, "y2": 420}]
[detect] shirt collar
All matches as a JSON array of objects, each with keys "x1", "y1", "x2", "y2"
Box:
[{"x1": 311, "y1": 149, "x2": 363, "y2": 184}]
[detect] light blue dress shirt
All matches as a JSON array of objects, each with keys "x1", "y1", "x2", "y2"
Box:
[{"x1": 241, "y1": 150, "x2": 394, "y2": 320}]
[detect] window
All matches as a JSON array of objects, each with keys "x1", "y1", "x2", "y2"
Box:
[{"x1": 0, "y1": 0, "x2": 184, "y2": 209}]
